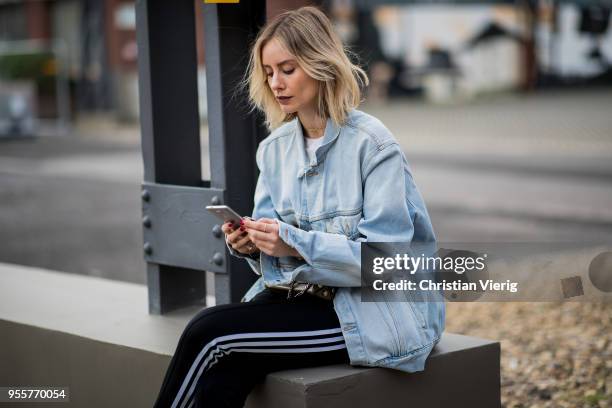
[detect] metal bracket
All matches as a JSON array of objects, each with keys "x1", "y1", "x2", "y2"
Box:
[{"x1": 142, "y1": 182, "x2": 227, "y2": 273}]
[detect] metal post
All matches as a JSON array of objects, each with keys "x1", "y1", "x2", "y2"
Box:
[
  {"x1": 204, "y1": 0, "x2": 268, "y2": 304},
  {"x1": 136, "y1": 0, "x2": 206, "y2": 314}
]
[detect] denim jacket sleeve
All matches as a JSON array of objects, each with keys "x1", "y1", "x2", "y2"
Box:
[
  {"x1": 277, "y1": 143, "x2": 420, "y2": 287},
  {"x1": 226, "y1": 144, "x2": 280, "y2": 276},
  {"x1": 225, "y1": 238, "x2": 261, "y2": 275}
]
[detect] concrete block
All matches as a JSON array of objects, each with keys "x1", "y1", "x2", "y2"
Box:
[{"x1": 246, "y1": 333, "x2": 500, "y2": 408}]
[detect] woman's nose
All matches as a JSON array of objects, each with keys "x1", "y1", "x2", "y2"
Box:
[{"x1": 270, "y1": 73, "x2": 284, "y2": 91}]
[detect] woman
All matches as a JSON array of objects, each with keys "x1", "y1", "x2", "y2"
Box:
[{"x1": 154, "y1": 7, "x2": 444, "y2": 408}]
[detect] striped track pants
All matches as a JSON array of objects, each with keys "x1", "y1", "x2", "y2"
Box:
[{"x1": 153, "y1": 288, "x2": 349, "y2": 408}]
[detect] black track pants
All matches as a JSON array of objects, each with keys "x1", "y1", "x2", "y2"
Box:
[{"x1": 153, "y1": 288, "x2": 350, "y2": 408}]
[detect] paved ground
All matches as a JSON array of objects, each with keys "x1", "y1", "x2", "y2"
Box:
[
  {"x1": 0, "y1": 88, "x2": 611, "y2": 285},
  {"x1": 367, "y1": 88, "x2": 612, "y2": 243}
]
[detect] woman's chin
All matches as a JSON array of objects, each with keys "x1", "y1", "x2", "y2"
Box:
[{"x1": 279, "y1": 105, "x2": 297, "y2": 114}]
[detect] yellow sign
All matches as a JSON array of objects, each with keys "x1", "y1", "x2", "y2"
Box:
[{"x1": 204, "y1": 0, "x2": 239, "y2": 3}]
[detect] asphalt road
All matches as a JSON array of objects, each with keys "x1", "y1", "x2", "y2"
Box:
[{"x1": 0, "y1": 139, "x2": 145, "y2": 283}]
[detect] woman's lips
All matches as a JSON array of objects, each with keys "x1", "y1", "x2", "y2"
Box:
[{"x1": 277, "y1": 96, "x2": 292, "y2": 105}]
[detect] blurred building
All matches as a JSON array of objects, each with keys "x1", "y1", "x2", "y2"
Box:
[
  {"x1": 0, "y1": 0, "x2": 142, "y2": 122},
  {"x1": 332, "y1": 0, "x2": 612, "y2": 102},
  {"x1": 0, "y1": 0, "x2": 318, "y2": 125},
  {"x1": 0, "y1": 0, "x2": 609, "y2": 124}
]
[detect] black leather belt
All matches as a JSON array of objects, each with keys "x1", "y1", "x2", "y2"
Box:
[{"x1": 265, "y1": 282, "x2": 335, "y2": 301}]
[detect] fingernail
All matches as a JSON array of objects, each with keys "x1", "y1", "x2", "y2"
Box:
[
  {"x1": 240, "y1": 220, "x2": 244, "y2": 226},
  {"x1": 240, "y1": 226, "x2": 245, "y2": 231}
]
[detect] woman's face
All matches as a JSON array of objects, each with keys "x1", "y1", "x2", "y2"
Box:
[{"x1": 261, "y1": 38, "x2": 319, "y2": 116}]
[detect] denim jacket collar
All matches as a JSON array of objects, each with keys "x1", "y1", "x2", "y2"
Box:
[{"x1": 295, "y1": 116, "x2": 342, "y2": 179}]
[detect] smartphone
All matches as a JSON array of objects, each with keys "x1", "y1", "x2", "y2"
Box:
[{"x1": 206, "y1": 205, "x2": 246, "y2": 225}]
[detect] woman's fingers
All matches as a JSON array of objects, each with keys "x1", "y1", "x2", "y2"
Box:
[
  {"x1": 258, "y1": 218, "x2": 278, "y2": 225},
  {"x1": 243, "y1": 218, "x2": 278, "y2": 232},
  {"x1": 221, "y1": 223, "x2": 230, "y2": 234},
  {"x1": 235, "y1": 233, "x2": 252, "y2": 248},
  {"x1": 220, "y1": 220, "x2": 261, "y2": 254},
  {"x1": 248, "y1": 229, "x2": 271, "y2": 244},
  {"x1": 229, "y1": 230, "x2": 247, "y2": 245},
  {"x1": 221, "y1": 221, "x2": 238, "y2": 235},
  {"x1": 224, "y1": 222, "x2": 244, "y2": 243},
  {"x1": 242, "y1": 218, "x2": 279, "y2": 243}
]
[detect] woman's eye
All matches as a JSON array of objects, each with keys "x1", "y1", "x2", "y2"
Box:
[{"x1": 265, "y1": 69, "x2": 293, "y2": 78}]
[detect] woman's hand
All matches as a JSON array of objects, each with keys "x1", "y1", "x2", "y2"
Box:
[
  {"x1": 222, "y1": 220, "x2": 259, "y2": 256},
  {"x1": 243, "y1": 218, "x2": 302, "y2": 259}
]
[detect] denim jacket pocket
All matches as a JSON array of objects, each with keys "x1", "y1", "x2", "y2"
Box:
[
  {"x1": 375, "y1": 290, "x2": 429, "y2": 355},
  {"x1": 374, "y1": 296, "x2": 405, "y2": 356},
  {"x1": 383, "y1": 288, "x2": 427, "y2": 330}
]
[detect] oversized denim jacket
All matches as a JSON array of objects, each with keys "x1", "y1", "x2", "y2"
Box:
[{"x1": 227, "y1": 109, "x2": 445, "y2": 373}]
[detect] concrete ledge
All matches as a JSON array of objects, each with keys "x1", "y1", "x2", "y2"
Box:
[
  {"x1": 246, "y1": 333, "x2": 500, "y2": 408},
  {"x1": 0, "y1": 262, "x2": 202, "y2": 407},
  {"x1": 1, "y1": 319, "x2": 169, "y2": 407},
  {"x1": 0, "y1": 262, "x2": 500, "y2": 407},
  {"x1": 0, "y1": 262, "x2": 208, "y2": 356}
]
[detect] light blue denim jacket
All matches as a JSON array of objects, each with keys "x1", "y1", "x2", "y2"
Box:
[{"x1": 227, "y1": 109, "x2": 445, "y2": 373}]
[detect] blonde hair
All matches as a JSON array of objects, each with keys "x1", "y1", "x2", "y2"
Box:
[{"x1": 243, "y1": 6, "x2": 368, "y2": 130}]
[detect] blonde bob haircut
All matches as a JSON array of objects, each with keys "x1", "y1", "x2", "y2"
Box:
[{"x1": 244, "y1": 6, "x2": 368, "y2": 130}]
